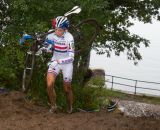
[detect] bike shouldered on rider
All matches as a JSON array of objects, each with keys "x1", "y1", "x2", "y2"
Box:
[{"x1": 42, "y1": 16, "x2": 74, "y2": 114}]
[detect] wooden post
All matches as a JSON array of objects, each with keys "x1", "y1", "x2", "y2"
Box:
[{"x1": 111, "y1": 76, "x2": 114, "y2": 90}]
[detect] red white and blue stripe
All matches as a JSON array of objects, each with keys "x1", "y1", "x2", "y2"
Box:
[{"x1": 54, "y1": 44, "x2": 68, "y2": 53}]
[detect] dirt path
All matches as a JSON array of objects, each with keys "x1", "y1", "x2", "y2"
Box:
[{"x1": 0, "y1": 91, "x2": 159, "y2": 130}]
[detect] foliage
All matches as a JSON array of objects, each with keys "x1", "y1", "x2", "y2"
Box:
[
  {"x1": 0, "y1": 44, "x2": 24, "y2": 90},
  {"x1": 2, "y1": 1, "x2": 160, "y2": 59},
  {"x1": 73, "y1": 78, "x2": 108, "y2": 110},
  {"x1": 85, "y1": 75, "x2": 105, "y2": 88},
  {"x1": 25, "y1": 71, "x2": 110, "y2": 110},
  {"x1": 1, "y1": 0, "x2": 160, "y2": 109}
]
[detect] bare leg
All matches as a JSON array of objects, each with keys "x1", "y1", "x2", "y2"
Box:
[
  {"x1": 47, "y1": 73, "x2": 57, "y2": 112},
  {"x1": 63, "y1": 82, "x2": 73, "y2": 113}
]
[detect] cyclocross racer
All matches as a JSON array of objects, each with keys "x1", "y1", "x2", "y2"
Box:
[{"x1": 44, "y1": 16, "x2": 74, "y2": 114}]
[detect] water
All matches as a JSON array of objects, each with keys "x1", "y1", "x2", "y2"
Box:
[{"x1": 90, "y1": 21, "x2": 160, "y2": 96}]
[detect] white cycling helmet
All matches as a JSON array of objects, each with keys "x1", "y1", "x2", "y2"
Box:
[{"x1": 51, "y1": 16, "x2": 69, "y2": 29}]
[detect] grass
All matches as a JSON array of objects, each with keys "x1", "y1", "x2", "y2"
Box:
[
  {"x1": 81, "y1": 74, "x2": 160, "y2": 110},
  {"x1": 103, "y1": 89, "x2": 160, "y2": 105}
]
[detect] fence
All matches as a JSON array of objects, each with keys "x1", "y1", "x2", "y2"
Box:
[{"x1": 105, "y1": 74, "x2": 160, "y2": 96}]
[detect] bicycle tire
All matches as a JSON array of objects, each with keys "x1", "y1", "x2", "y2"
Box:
[
  {"x1": 74, "y1": 19, "x2": 100, "y2": 53},
  {"x1": 22, "y1": 43, "x2": 38, "y2": 93},
  {"x1": 69, "y1": 24, "x2": 81, "y2": 42}
]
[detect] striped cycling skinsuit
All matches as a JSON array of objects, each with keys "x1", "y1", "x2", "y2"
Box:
[{"x1": 46, "y1": 31, "x2": 74, "y2": 83}]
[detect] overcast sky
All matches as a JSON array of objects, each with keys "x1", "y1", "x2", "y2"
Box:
[{"x1": 129, "y1": 20, "x2": 160, "y2": 43}]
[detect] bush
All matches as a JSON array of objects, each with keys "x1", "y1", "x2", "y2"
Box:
[
  {"x1": 73, "y1": 75, "x2": 109, "y2": 110},
  {"x1": 26, "y1": 71, "x2": 110, "y2": 111}
]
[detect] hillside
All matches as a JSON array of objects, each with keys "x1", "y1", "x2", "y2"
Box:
[{"x1": 0, "y1": 90, "x2": 159, "y2": 130}]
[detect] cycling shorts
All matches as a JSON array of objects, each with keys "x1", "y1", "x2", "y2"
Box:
[{"x1": 48, "y1": 63, "x2": 73, "y2": 82}]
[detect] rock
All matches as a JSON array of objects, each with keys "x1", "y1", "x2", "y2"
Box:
[
  {"x1": 92, "y1": 69, "x2": 105, "y2": 77},
  {"x1": 84, "y1": 69, "x2": 105, "y2": 87},
  {"x1": 118, "y1": 100, "x2": 160, "y2": 119}
]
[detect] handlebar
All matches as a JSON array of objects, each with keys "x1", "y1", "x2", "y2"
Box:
[{"x1": 19, "y1": 29, "x2": 55, "y2": 44}]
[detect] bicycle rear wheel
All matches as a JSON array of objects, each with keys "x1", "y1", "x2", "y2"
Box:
[
  {"x1": 22, "y1": 44, "x2": 37, "y2": 93},
  {"x1": 74, "y1": 19, "x2": 100, "y2": 53}
]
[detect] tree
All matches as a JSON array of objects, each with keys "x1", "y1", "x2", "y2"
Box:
[
  {"x1": 1, "y1": 0, "x2": 160, "y2": 96},
  {"x1": 72, "y1": 0, "x2": 160, "y2": 84}
]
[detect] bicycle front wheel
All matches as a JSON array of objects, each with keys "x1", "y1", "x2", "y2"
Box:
[{"x1": 22, "y1": 50, "x2": 36, "y2": 93}]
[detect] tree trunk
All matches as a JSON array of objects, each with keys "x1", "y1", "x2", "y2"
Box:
[{"x1": 73, "y1": 47, "x2": 91, "y2": 86}]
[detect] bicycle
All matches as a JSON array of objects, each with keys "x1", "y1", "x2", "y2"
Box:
[{"x1": 20, "y1": 6, "x2": 100, "y2": 93}]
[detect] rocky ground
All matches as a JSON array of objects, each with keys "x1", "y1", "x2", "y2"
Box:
[
  {"x1": 0, "y1": 91, "x2": 160, "y2": 130},
  {"x1": 118, "y1": 100, "x2": 160, "y2": 119}
]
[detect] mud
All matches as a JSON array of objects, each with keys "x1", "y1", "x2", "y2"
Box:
[{"x1": 0, "y1": 91, "x2": 159, "y2": 130}]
